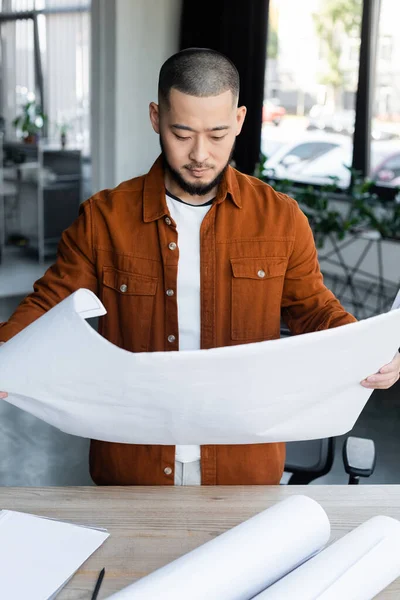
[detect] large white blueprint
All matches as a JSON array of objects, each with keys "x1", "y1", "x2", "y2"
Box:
[
  {"x1": 105, "y1": 495, "x2": 400, "y2": 600},
  {"x1": 392, "y1": 287, "x2": 400, "y2": 310},
  {"x1": 0, "y1": 288, "x2": 399, "y2": 444}
]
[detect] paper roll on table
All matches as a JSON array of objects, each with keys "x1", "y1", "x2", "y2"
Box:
[
  {"x1": 106, "y1": 495, "x2": 330, "y2": 600},
  {"x1": 255, "y1": 515, "x2": 400, "y2": 599},
  {"x1": 106, "y1": 496, "x2": 400, "y2": 600}
]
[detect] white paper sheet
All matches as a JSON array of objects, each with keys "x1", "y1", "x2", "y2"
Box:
[
  {"x1": 1, "y1": 289, "x2": 400, "y2": 444},
  {"x1": 392, "y1": 288, "x2": 400, "y2": 310},
  {"x1": 0, "y1": 509, "x2": 109, "y2": 600},
  {"x1": 254, "y1": 515, "x2": 400, "y2": 600},
  {"x1": 106, "y1": 495, "x2": 330, "y2": 600}
]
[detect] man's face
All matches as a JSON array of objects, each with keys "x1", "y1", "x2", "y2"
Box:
[{"x1": 149, "y1": 89, "x2": 246, "y2": 195}]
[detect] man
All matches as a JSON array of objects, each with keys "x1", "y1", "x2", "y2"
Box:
[{"x1": 0, "y1": 49, "x2": 399, "y2": 486}]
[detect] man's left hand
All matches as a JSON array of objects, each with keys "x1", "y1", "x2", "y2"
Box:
[{"x1": 361, "y1": 351, "x2": 400, "y2": 389}]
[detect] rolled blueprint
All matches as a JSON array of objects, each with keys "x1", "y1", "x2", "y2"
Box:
[
  {"x1": 106, "y1": 495, "x2": 330, "y2": 600},
  {"x1": 1, "y1": 288, "x2": 400, "y2": 444},
  {"x1": 255, "y1": 515, "x2": 400, "y2": 600}
]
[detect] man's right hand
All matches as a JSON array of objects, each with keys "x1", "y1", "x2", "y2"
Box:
[{"x1": 0, "y1": 342, "x2": 7, "y2": 399}]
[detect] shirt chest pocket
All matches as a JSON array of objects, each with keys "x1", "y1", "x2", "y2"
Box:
[
  {"x1": 230, "y1": 257, "x2": 287, "y2": 341},
  {"x1": 101, "y1": 267, "x2": 158, "y2": 352}
]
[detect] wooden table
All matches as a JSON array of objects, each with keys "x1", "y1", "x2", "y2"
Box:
[{"x1": 1, "y1": 485, "x2": 400, "y2": 599}]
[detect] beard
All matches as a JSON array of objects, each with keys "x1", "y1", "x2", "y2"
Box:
[{"x1": 160, "y1": 135, "x2": 235, "y2": 197}]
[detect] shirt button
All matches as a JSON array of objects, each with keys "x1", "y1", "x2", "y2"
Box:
[
  {"x1": 168, "y1": 242, "x2": 177, "y2": 251},
  {"x1": 120, "y1": 284, "x2": 128, "y2": 292},
  {"x1": 166, "y1": 289, "x2": 174, "y2": 297},
  {"x1": 168, "y1": 334, "x2": 176, "y2": 343},
  {"x1": 164, "y1": 467, "x2": 172, "y2": 475},
  {"x1": 257, "y1": 270, "x2": 266, "y2": 278},
  {"x1": 165, "y1": 217, "x2": 172, "y2": 225}
]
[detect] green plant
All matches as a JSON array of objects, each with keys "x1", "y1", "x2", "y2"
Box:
[
  {"x1": 12, "y1": 101, "x2": 46, "y2": 140},
  {"x1": 294, "y1": 180, "x2": 358, "y2": 248},
  {"x1": 56, "y1": 122, "x2": 71, "y2": 136},
  {"x1": 255, "y1": 152, "x2": 400, "y2": 247},
  {"x1": 56, "y1": 121, "x2": 71, "y2": 148},
  {"x1": 349, "y1": 170, "x2": 400, "y2": 240}
]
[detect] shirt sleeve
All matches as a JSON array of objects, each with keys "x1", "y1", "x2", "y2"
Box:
[
  {"x1": 281, "y1": 198, "x2": 357, "y2": 334},
  {"x1": 0, "y1": 198, "x2": 98, "y2": 343}
]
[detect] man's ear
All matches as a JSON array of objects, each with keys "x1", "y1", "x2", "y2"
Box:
[
  {"x1": 235, "y1": 105, "x2": 247, "y2": 136},
  {"x1": 149, "y1": 102, "x2": 160, "y2": 134}
]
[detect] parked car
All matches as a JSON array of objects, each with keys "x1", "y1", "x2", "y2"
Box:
[
  {"x1": 371, "y1": 152, "x2": 400, "y2": 186},
  {"x1": 262, "y1": 99, "x2": 286, "y2": 126},
  {"x1": 263, "y1": 132, "x2": 400, "y2": 188},
  {"x1": 264, "y1": 133, "x2": 352, "y2": 186}
]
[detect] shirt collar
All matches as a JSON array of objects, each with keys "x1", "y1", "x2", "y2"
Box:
[{"x1": 143, "y1": 155, "x2": 242, "y2": 223}]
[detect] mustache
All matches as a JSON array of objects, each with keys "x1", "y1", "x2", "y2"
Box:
[{"x1": 184, "y1": 163, "x2": 214, "y2": 170}]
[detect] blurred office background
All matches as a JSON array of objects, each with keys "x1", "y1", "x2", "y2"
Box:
[{"x1": 0, "y1": 0, "x2": 399, "y2": 486}]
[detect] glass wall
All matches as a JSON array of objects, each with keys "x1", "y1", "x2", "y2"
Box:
[
  {"x1": 262, "y1": 0, "x2": 364, "y2": 188},
  {"x1": 370, "y1": 0, "x2": 400, "y2": 187},
  {"x1": 0, "y1": 0, "x2": 90, "y2": 152}
]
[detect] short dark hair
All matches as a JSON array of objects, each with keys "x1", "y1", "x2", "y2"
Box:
[{"x1": 158, "y1": 48, "x2": 240, "y2": 108}]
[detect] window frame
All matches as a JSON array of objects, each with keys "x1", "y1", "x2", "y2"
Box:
[{"x1": 265, "y1": 0, "x2": 399, "y2": 201}]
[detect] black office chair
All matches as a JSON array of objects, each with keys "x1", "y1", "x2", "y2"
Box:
[
  {"x1": 279, "y1": 324, "x2": 376, "y2": 485},
  {"x1": 284, "y1": 436, "x2": 376, "y2": 485}
]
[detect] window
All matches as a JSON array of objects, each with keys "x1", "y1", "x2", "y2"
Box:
[
  {"x1": 372, "y1": 154, "x2": 400, "y2": 185},
  {"x1": 263, "y1": 0, "x2": 363, "y2": 189},
  {"x1": 379, "y1": 35, "x2": 393, "y2": 62},
  {"x1": 45, "y1": 3, "x2": 90, "y2": 150},
  {"x1": 266, "y1": 139, "x2": 353, "y2": 186},
  {"x1": 369, "y1": 0, "x2": 400, "y2": 187},
  {"x1": 0, "y1": 0, "x2": 90, "y2": 153},
  {"x1": 349, "y1": 38, "x2": 361, "y2": 62},
  {"x1": 263, "y1": 0, "x2": 400, "y2": 198},
  {"x1": 0, "y1": 10, "x2": 36, "y2": 138},
  {"x1": 281, "y1": 141, "x2": 338, "y2": 164}
]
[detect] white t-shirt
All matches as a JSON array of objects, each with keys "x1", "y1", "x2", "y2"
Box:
[{"x1": 166, "y1": 192, "x2": 212, "y2": 463}]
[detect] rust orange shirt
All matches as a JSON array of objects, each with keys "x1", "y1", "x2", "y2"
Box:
[{"x1": 0, "y1": 157, "x2": 356, "y2": 485}]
